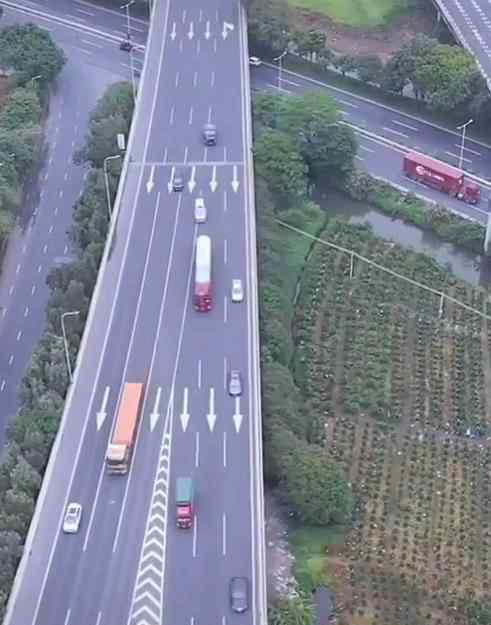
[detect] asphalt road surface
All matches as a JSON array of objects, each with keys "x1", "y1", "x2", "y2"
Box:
[
  {"x1": 4, "y1": 2, "x2": 266, "y2": 625},
  {"x1": 0, "y1": 8, "x2": 122, "y2": 447}
]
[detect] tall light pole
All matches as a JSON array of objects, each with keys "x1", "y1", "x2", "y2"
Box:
[
  {"x1": 103, "y1": 154, "x2": 122, "y2": 219},
  {"x1": 121, "y1": 0, "x2": 135, "y2": 41},
  {"x1": 129, "y1": 46, "x2": 137, "y2": 100},
  {"x1": 273, "y1": 50, "x2": 287, "y2": 91},
  {"x1": 30, "y1": 74, "x2": 42, "y2": 87},
  {"x1": 61, "y1": 311, "x2": 80, "y2": 382},
  {"x1": 457, "y1": 118, "x2": 473, "y2": 170}
]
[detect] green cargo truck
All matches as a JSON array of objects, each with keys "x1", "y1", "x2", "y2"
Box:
[{"x1": 176, "y1": 477, "x2": 194, "y2": 529}]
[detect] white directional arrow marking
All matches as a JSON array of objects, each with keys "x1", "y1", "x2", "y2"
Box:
[
  {"x1": 188, "y1": 166, "x2": 196, "y2": 193},
  {"x1": 187, "y1": 21, "x2": 194, "y2": 39},
  {"x1": 180, "y1": 387, "x2": 190, "y2": 432},
  {"x1": 146, "y1": 164, "x2": 155, "y2": 193},
  {"x1": 233, "y1": 397, "x2": 243, "y2": 433},
  {"x1": 210, "y1": 165, "x2": 218, "y2": 192},
  {"x1": 206, "y1": 387, "x2": 216, "y2": 432},
  {"x1": 150, "y1": 387, "x2": 162, "y2": 431},
  {"x1": 167, "y1": 166, "x2": 175, "y2": 193},
  {"x1": 204, "y1": 20, "x2": 211, "y2": 40},
  {"x1": 222, "y1": 21, "x2": 234, "y2": 39},
  {"x1": 96, "y1": 386, "x2": 110, "y2": 431},
  {"x1": 231, "y1": 165, "x2": 239, "y2": 192},
  {"x1": 170, "y1": 21, "x2": 176, "y2": 40}
]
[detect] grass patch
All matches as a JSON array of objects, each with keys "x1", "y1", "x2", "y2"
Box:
[
  {"x1": 289, "y1": 524, "x2": 346, "y2": 593},
  {"x1": 288, "y1": 0, "x2": 408, "y2": 27}
]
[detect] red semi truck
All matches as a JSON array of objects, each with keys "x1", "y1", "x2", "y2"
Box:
[
  {"x1": 194, "y1": 234, "x2": 212, "y2": 312},
  {"x1": 176, "y1": 477, "x2": 194, "y2": 529},
  {"x1": 403, "y1": 151, "x2": 480, "y2": 205}
]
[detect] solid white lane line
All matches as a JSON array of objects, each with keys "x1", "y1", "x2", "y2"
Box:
[
  {"x1": 222, "y1": 513, "x2": 227, "y2": 555},
  {"x1": 445, "y1": 150, "x2": 472, "y2": 163},
  {"x1": 392, "y1": 119, "x2": 419, "y2": 132},
  {"x1": 192, "y1": 514, "x2": 198, "y2": 557},
  {"x1": 223, "y1": 431, "x2": 227, "y2": 468},
  {"x1": 195, "y1": 431, "x2": 200, "y2": 467},
  {"x1": 197, "y1": 359, "x2": 202, "y2": 388},
  {"x1": 454, "y1": 143, "x2": 481, "y2": 156},
  {"x1": 382, "y1": 126, "x2": 408, "y2": 139}
]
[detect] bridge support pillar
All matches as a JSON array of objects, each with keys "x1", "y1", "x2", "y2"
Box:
[{"x1": 485, "y1": 211, "x2": 491, "y2": 255}]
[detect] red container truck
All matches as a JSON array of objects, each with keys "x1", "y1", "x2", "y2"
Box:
[
  {"x1": 194, "y1": 234, "x2": 212, "y2": 312},
  {"x1": 403, "y1": 151, "x2": 480, "y2": 205}
]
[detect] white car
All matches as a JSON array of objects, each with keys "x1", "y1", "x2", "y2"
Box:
[
  {"x1": 63, "y1": 502, "x2": 82, "y2": 534},
  {"x1": 231, "y1": 279, "x2": 244, "y2": 302},
  {"x1": 249, "y1": 56, "x2": 262, "y2": 67},
  {"x1": 194, "y1": 197, "x2": 207, "y2": 223}
]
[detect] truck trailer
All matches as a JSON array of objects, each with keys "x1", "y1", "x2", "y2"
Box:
[
  {"x1": 176, "y1": 477, "x2": 194, "y2": 529},
  {"x1": 194, "y1": 234, "x2": 212, "y2": 312},
  {"x1": 403, "y1": 151, "x2": 480, "y2": 204},
  {"x1": 106, "y1": 382, "x2": 143, "y2": 474}
]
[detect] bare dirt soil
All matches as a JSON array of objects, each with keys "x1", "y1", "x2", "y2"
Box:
[{"x1": 292, "y1": 5, "x2": 435, "y2": 60}]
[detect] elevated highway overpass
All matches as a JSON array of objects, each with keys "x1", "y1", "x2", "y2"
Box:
[{"x1": 3, "y1": 0, "x2": 267, "y2": 624}]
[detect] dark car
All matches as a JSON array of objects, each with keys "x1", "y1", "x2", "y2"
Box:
[
  {"x1": 173, "y1": 171, "x2": 185, "y2": 192},
  {"x1": 230, "y1": 577, "x2": 248, "y2": 613},
  {"x1": 119, "y1": 39, "x2": 133, "y2": 52},
  {"x1": 202, "y1": 123, "x2": 217, "y2": 146}
]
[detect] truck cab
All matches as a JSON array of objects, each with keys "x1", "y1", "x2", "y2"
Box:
[
  {"x1": 176, "y1": 477, "x2": 194, "y2": 529},
  {"x1": 461, "y1": 181, "x2": 480, "y2": 204}
]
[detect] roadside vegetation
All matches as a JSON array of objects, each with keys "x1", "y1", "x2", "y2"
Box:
[
  {"x1": 0, "y1": 81, "x2": 133, "y2": 620},
  {"x1": 0, "y1": 24, "x2": 65, "y2": 251},
  {"x1": 254, "y1": 89, "x2": 491, "y2": 624},
  {"x1": 248, "y1": 0, "x2": 491, "y2": 126}
]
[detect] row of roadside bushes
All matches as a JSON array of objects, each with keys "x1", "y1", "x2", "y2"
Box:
[{"x1": 0, "y1": 80, "x2": 134, "y2": 620}]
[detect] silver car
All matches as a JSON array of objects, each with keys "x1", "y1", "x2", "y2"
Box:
[
  {"x1": 231, "y1": 279, "x2": 244, "y2": 303},
  {"x1": 230, "y1": 577, "x2": 249, "y2": 613},
  {"x1": 63, "y1": 502, "x2": 82, "y2": 534},
  {"x1": 173, "y1": 171, "x2": 184, "y2": 192},
  {"x1": 194, "y1": 197, "x2": 207, "y2": 223},
  {"x1": 228, "y1": 370, "x2": 242, "y2": 397}
]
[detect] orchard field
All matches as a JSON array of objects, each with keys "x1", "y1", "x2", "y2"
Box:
[{"x1": 292, "y1": 221, "x2": 491, "y2": 625}]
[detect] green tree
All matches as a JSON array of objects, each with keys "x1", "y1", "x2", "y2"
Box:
[
  {"x1": 0, "y1": 125, "x2": 42, "y2": 179},
  {"x1": 253, "y1": 128, "x2": 307, "y2": 203},
  {"x1": 356, "y1": 54, "x2": 383, "y2": 84},
  {"x1": 414, "y1": 43, "x2": 484, "y2": 111},
  {"x1": 381, "y1": 34, "x2": 436, "y2": 96},
  {"x1": 280, "y1": 441, "x2": 353, "y2": 525},
  {"x1": 9, "y1": 455, "x2": 41, "y2": 498},
  {"x1": 89, "y1": 81, "x2": 134, "y2": 126},
  {"x1": 83, "y1": 112, "x2": 127, "y2": 168},
  {"x1": 0, "y1": 24, "x2": 66, "y2": 85},
  {"x1": 247, "y1": 0, "x2": 290, "y2": 52},
  {"x1": 334, "y1": 54, "x2": 355, "y2": 77},
  {"x1": 277, "y1": 92, "x2": 356, "y2": 181},
  {"x1": 0, "y1": 87, "x2": 41, "y2": 130}
]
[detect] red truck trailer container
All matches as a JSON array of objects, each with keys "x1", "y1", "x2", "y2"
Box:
[
  {"x1": 194, "y1": 234, "x2": 212, "y2": 312},
  {"x1": 403, "y1": 151, "x2": 480, "y2": 204},
  {"x1": 106, "y1": 382, "x2": 143, "y2": 474}
]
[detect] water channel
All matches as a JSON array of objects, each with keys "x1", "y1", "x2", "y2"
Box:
[{"x1": 316, "y1": 189, "x2": 491, "y2": 288}]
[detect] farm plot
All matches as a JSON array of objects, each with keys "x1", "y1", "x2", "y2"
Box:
[{"x1": 292, "y1": 220, "x2": 491, "y2": 625}]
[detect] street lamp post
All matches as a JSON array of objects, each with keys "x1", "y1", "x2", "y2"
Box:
[
  {"x1": 273, "y1": 50, "x2": 287, "y2": 91},
  {"x1": 103, "y1": 154, "x2": 122, "y2": 219},
  {"x1": 61, "y1": 311, "x2": 80, "y2": 383},
  {"x1": 30, "y1": 74, "x2": 42, "y2": 87},
  {"x1": 120, "y1": 0, "x2": 135, "y2": 41},
  {"x1": 457, "y1": 118, "x2": 474, "y2": 170}
]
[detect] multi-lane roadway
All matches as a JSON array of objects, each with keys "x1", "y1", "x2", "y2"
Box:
[{"x1": 5, "y1": 2, "x2": 266, "y2": 625}]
